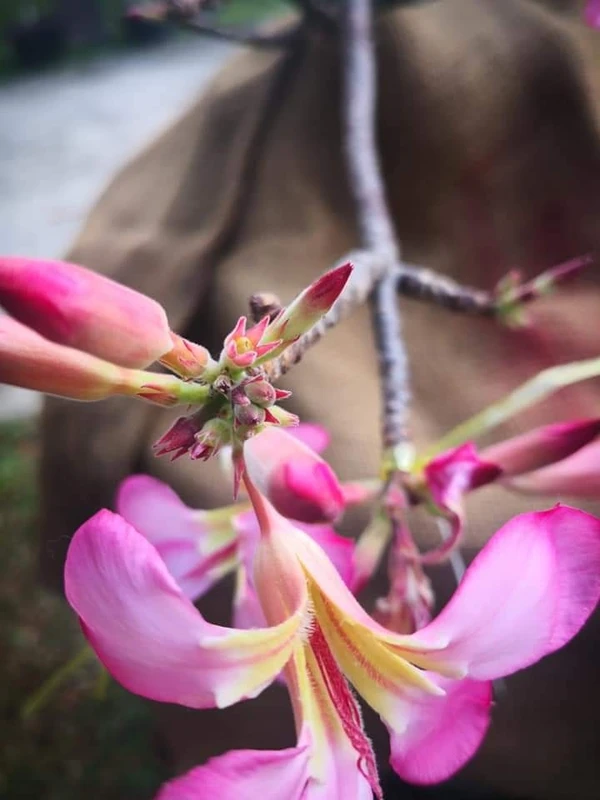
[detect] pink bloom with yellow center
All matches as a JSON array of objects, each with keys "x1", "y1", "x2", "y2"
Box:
[{"x1": 65, "y1": 463, "x2": 600, "y2": 796}]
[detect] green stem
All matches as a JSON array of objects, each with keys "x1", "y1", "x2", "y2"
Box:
[
  {"x1": 21, "y1": 645, "x2": 94, "y2": 720},
  {"x1": 416, "y1": 356, "x2": 600, "y2": 469}
]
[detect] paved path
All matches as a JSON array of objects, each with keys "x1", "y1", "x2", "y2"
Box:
[{"x1": 0, "y1": 36, "x2": 236, "y2": 420}]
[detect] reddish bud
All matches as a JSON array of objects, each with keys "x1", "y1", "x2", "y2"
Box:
[
  {"x1": 153, "y1": 413, "x2": 204, "y2": 459},
  {"x1": 0, "y1": 257, "x2": 172, "y2": 368},
  {"x1": 234, "y1": 402, "x2": 266, "y2": 428},
  {"x1": 261, "y1": 263, "x2": 353, "y2": 348},
  {"x1": 243, "y1": 377, "x2": 277, "y2": 407},
  {"x1": 265, "y1": 405, "x2": 300, "y2": 427},
  {"x1": 159, "y1": 332, "x2": 212, "y2": 379},
  {"x1": 481, "y1": 418, "x2": 600, "y2": 478}
]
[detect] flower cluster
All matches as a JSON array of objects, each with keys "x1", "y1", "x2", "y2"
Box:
[
  {"x1": 3, "y1": 254, "x2": 600, "y2": 798},
  {"x1": 0, "y1": 256, "x2": 351, "y2": 490}
]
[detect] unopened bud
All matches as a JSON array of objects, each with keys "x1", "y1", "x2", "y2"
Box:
[
  {"x1": 153, "y1": 412, "x2": 204, "y2": 459},
  {"x1": 0, "y1": 256, "x2": 172, "y2": 368},
  {"x1": 191, "y1": 418, "x2": 231, "y2": 461},
  {"x1": 260, "y1": 263, "x2": 353, "y2": 349},
  {"x1": 482, "y1": 418, "x2": 600, "y2": 478},
  {"x1": 159, "y1": 332, "x2": 213, "y2": 379},
  {"x1": 234, "y1": 402, "x2": 266, "y2": 428},
  {"x1": 244, "y1": 426, "x2": 345, "y2": 523},
  {"x1": 243, "y1": 377, "x2": 276, "y2": 407}
]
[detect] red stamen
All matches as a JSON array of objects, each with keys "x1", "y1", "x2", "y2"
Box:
[{"x1": 310, "y1": 623, "x2": 382, "y2": 799}]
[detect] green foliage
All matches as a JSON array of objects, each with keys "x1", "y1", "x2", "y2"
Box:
[{"x1": 0, "y1": 422, "x2": 167, "y2": 799}]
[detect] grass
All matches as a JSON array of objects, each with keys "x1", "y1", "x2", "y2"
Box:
[
  {"x1": 0, "y1": 421, "x2": 166, "y2": 800},
  {"x1": 219, "y1": 0, "x2": 294, "y2": 25}
]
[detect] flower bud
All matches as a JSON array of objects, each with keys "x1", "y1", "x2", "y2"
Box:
[
  {"x1": 159, "y1": 332, "x2": 213, "y2": 379},
  {"x1": 243, "y1": 377, "x2": 277, "y2": 407},
  {"x1": 244, "y1": 426, "x2": 345, "y2": 523},
  {"x1": 234, "y1": 402, "x2": 266, "y2": 428},
  {"x1": 481, "y1": 418, "x2": 600, "y2": 478},
  {"x1": 153, "y1": 412, "x2": 205, "y2": 459},
  {"x1": 0, "y1": 315, "x2": 126, "y2": 400},
  {"x1": 190, "y1": 418, "x2": 231, "y2": 461},
  {"x1": 0, "y1": 316, "x2": 202, "y2": 406},
  {"x1": 0, "y1": 256, "x2": 172, "y2": 368},
  {"x1": 260, "y1": 262, "x2": 353, "y2": 347}
]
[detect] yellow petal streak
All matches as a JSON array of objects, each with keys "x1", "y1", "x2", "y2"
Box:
[{"x1": 309, "y1": 580, "x2": 443, "y2": 730}]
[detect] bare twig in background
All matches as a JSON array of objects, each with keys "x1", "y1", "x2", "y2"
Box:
[
  {"x1": 342, "y1": 0, "x2": 410, "y2": 449},
  {"x1": 395, "y1": 254, "x2": 593, "y2": 316}
]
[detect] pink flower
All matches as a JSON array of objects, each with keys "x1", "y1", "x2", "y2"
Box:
[
  {"x1": 243, "y1": 425, "x2": 347, "y2": 524},
  {"x1": 481, "y1": 418, "x2": 600, "y2": 479},
  {"x1": 414, "y1": 418, "x2": 600, "y2": 562},
  {"x1": 585, "y1": 0, "x2": 600, "y2": 28},
  {"x1": 66, "y1": 475, "x2": 600, "y2": 793},
  {"x1": 221, "y1": 315, "x2": 282, "y2": 369},
  {"x1": 116, "y1": 472, "x2": 355, "y2": 628},
  {"x1": 408, "y1": 443, "x2": 501, "y2": 563}
]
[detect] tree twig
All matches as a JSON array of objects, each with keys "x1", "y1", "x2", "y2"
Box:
[
  {"x1": 343, "y1": 0, "x2": 410, "y2": 449},
  {"x1": 394, "y1": 253, "x2": 593, "y2": 316}
]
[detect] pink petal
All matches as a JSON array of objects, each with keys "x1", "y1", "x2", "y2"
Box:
[
  {"x1": 286, "y1": 423, "x2": 330, "y2": 454},
  {"x1": 0, "y1": 256, "x2": 172, "y2": 368},
  {"x1": 585, "y1": 0, "x2": 600, "y2": 28},
  {"x1": 388, "y1": 676, "x2": 492, "y2": 785},
  {"x1": 424, "y1": 443, "x2": 501, "y2": 513},
  {"x1": 412, "y1": 506, "x2": 600, "y2": 679},
  {"x1": 419, "y1": 444, "x2": 501, "y2": 563},
  {"x1": 296, "y1": 523, "x2": 356, "y2": 588},
  {"x1": 481, "y1": 418, "x2": 600, "y2": 477},
  {"x1": 117, "y1": 475, "x2": 238, "y2": 601},
  {"x1": 506, "y1": 438, "x2": 600, "y2": 498},
  {"x1": 155, "y1": 745, "x2": 310, "y2": 800},
  {"x1": 65, "y1": 510, "x2": 306, "y2": 708},
  {"x1": 245, "y1": 427, "x2": 345, "y2": 524}
]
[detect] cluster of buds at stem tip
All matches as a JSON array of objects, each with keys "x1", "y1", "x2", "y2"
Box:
[{"x1": 0, "y1": 255, "x2": 352, "y2": 482}]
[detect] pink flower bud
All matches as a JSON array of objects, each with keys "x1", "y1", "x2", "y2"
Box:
[
  {"x1": 481, "y1": 418, "x2": 600, "y2": 478},
  {"x1": 505, "y1": 438, "x2": 600, "y2": 498},
  {"x1": 262, "y1": 263, "x2": 353, "y2": 346},
  {"x1": 244, "y1": 426, "x2": 345, "y2": 523},
  {"x1": 0, "y1": 315, "x2": 127, "y2": 400},
  {"x1": 243, "y1": 377, "x2": 277, "y2": 407},
  {"x1": 234, "y1": 402, "x2": 266, "y2": 428},
  {"x1": 153, "y1": 413, "x2": 204, "y2": 459},
  {"x1": 0, "y1": 257, "x2": 172, "y2": 368},
  {"x1": 159, "y1": 332, "x2": 212, "y2": 379},
  {"x1": 0, "y1": 316, "x2": 196, "y2": 406}
]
